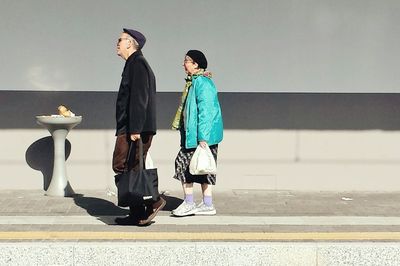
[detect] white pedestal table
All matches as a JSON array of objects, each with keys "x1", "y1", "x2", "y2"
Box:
[{"x1": 36, "y1": 116, "x2": 82, "y2": 197}]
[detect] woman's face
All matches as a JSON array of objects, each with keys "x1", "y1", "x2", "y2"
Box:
[{"x1": 183, "y1": 56, "x2": 198, "y2": 75}]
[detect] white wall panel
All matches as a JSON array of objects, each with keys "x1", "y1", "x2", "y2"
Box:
[{"x1": 1, "y1": 129, "x2": 400, "y2": 191}]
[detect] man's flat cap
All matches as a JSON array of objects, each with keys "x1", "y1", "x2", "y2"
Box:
[{"x1": 123, "y1": 28, "x2": 146, "y2": 49}]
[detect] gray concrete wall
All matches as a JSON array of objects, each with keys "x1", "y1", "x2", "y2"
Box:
[{"x1": 2, "y1": 91, "x2": 400, "y2": 130}]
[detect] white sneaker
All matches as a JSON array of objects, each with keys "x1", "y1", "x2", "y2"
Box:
[
  {"x1": 172, "y1": 201, "x2": 197, "y2": 217},
  {"x1": 195, "y1": 202, "x2": 216, "y2": 215}
]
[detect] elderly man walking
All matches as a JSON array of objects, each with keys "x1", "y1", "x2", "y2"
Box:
[{"x1": 112, "y1": 28, "x2": 165, "y2": 226}]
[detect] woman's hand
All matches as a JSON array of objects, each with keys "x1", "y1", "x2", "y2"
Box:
[{"x1": 199, "y1": 141, "x2": 207, "y2": 148}]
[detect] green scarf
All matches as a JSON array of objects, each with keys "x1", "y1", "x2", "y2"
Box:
[{"x1": 171, "y1": 70, "x2": 212, "y2": 130}]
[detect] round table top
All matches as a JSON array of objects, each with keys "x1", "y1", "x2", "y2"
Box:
[
  {"x1": 36, "y1": 115, "x2": 82, "y2": 125},
  {"x1": 36, "y1": 115, "x2": 82, "y2": 131}
]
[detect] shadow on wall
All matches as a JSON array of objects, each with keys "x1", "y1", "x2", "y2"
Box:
[{"x1": 25, "y1": 137, "x2": 71, "y2": 191}]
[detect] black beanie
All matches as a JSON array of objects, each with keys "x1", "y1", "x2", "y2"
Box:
[{"x1": 186, "y1": 50, "x2": 208, "y2": 69}]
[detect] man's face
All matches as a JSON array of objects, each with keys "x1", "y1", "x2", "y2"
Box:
[{"x1": 116, "y1": 33, "x2": 131, "y2": 58}]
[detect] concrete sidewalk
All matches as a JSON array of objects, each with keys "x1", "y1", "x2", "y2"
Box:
[
  {"x1": 2, "y1": 189, "x2": 400, "y2": 265},
  {"x1": 1, "y1": 189, "x2": 400, "y2": 236}
]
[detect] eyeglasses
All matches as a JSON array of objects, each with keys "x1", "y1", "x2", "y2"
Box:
[{"x1": 117, "y1": 38, "x2": 130, "y2": 44}]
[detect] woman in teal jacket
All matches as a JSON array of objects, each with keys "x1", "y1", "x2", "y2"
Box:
[{"x1": 171, "y1": 50, "x2": 223, "y2": 217}]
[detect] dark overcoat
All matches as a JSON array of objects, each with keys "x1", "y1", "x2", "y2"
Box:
[{"x1": 115, "y1": 50, "x2": 156, "y2": 136}]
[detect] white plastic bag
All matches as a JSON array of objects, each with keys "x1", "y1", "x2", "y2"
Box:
[
  {"x1": 189, "y1": 145, "x2": 217, "y2": 175},
  {"x1": 144, "y1": 152, "x2": 156, "y2": 200},
  {"x1": 145, "y1": 152, "x2": 155, "y2": 169}
]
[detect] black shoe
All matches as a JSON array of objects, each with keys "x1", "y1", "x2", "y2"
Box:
[{"x1": 114, "y1": 215, "x2": 139, "y2": 226}]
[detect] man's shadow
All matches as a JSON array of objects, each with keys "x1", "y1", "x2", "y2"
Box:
[
  {"x1": 25, "y1": 136, "x2": 71, "y2": 190},
  {"x1": 25, "y1": 137, "x2": 183, "y2": 224},
  {"x1": 25, "y1": 137, "x2": 128, "y2": 224},
  {"x1": 72, "y1": 194, "x2": 182, "y2": 225},
  {"x1": 73, "y1": 194, "x2": 129, "y2": 225}
]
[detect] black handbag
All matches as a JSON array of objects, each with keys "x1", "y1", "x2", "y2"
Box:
[{"x1": 115, "y1": 139, "x2": 159, "y2": 207}]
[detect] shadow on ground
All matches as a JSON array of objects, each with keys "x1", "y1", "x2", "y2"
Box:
[
  {"x1": 73, "y1": 193, "x2": 183, "y2": 225},
  {"x1": 162, "y1": 194, "x2": 183, "y2": 212},
  {"x1": 73, "y1": 194, "x2": 128, "y2": 225}
]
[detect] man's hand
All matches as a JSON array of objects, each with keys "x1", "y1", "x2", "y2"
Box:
[{"x1": 130, "y1": 133, "x2": 141, "y2": 141}]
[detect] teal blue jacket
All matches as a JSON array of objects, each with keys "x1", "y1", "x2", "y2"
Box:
[{"x1": 184, "y1": 75, "x2": 223, "y2": 149}]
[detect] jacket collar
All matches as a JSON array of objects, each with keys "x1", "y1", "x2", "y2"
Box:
[
  {"x1": 123, "y1": 50, "x2": 143, "y2": 74},
  {"x1": 126, "y1": 50, "x2": 143, "y2": 63}
]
